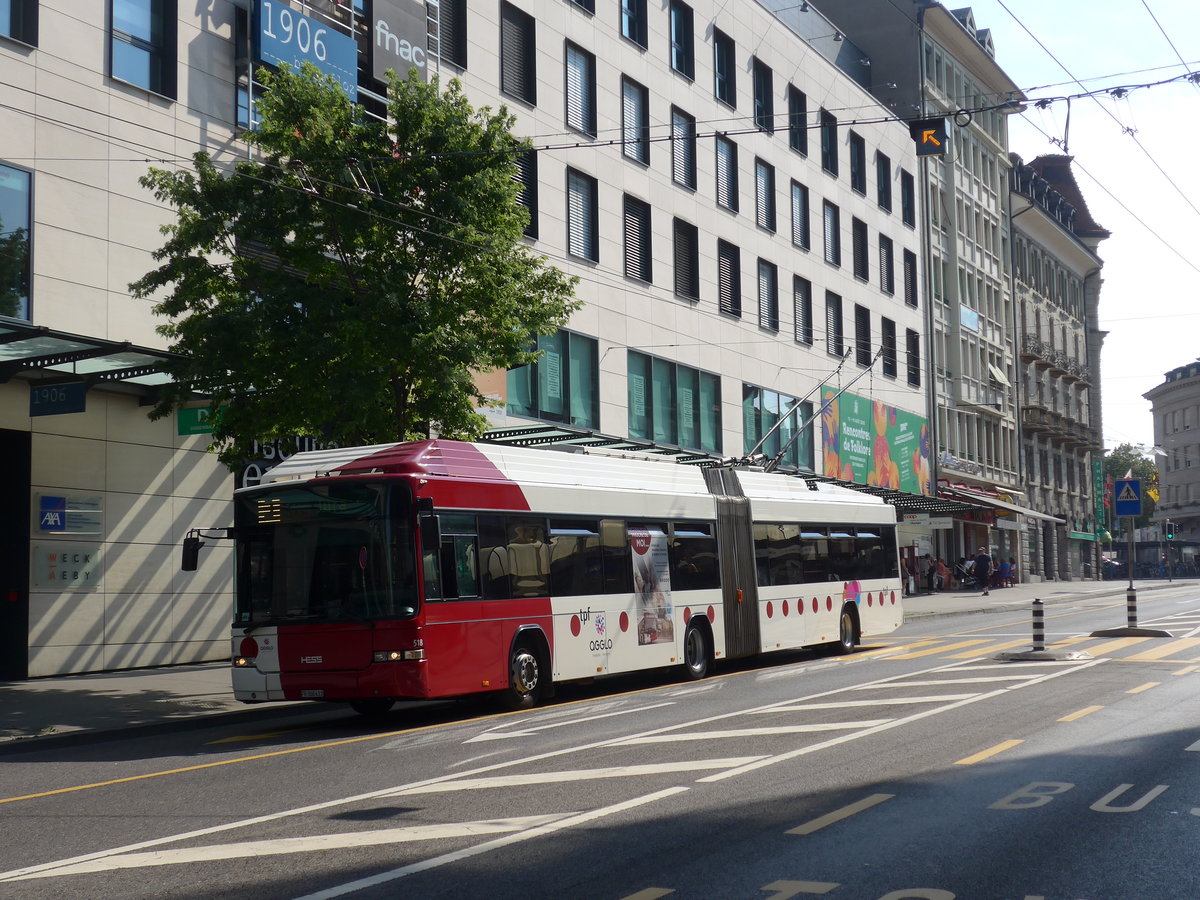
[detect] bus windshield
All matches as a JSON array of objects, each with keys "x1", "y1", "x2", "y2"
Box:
[{"x1": 233, "y1": 482, "x2": 418, "y2": 626}]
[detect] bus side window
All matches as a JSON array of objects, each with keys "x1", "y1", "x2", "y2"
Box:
[
  {"x1": 436, "y1": 514, "x2": 479, "y2": 600},
  {"x1": 506, "y1": 517, "x2": 550, "y2": 599},
  {"x1": 670, "y1": 522, "x2": 720, "y2": 590},
  {"x1": 549, "y1": 519, "x2": 602, "y2": 596},
  {"x1": 600, "y1": 519, "x2": 632, "y2": 594},
  {"x1": 479, "y1": 515, "x2": 511, "y2": 600}
]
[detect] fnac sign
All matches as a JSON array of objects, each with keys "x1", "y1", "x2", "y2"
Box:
[{"x1": 373, "y1": 0, "x2": 428, "y2": 83}]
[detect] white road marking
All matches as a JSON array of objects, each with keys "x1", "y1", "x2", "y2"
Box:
[
  {"x1": 388, "y1": 758, "x2": 764, "y2": 795},
  {"x1": 854, "y1": 676, "x2": 1041, "y2": 687},
  {"x1": 465, "y1": 702, "x2": 675, "y2": 742},
  {"x1": 614, "y1": 722, "x2": 893, "y2": 744},
  {"x1": 12, "y1": 816, "x2": 569, "y2": 879},
  {"x1": 761, "y1": 695, "x2": 980, "y2": 710},
  {"x1": 290, "y1": 788, "x2": 691, "y2": 899}
]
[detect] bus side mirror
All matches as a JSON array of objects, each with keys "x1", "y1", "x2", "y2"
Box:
[{"x1": 182, "y1": 535, "x2": 204, "y2": 571}]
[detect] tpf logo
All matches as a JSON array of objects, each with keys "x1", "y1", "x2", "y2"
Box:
[{"x1": 39, "y1": 496, "x2": 67, "y2": 532}]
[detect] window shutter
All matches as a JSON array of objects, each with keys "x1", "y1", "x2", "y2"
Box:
[
  {"x1": 716, "y1": 138, "x2": 737, "y2": 210},
  {"x1": 567, "y1": 170, "x2": 595, "y2": 260},
  {"x1": 674, "y1": 220, "x2": 698, "y2": 299},
  {"x1": 718, "y1": 242, "x2": 740, "y2": 316},
  {"x1": 500, "y1": 6, "x2": 534, "y2": 102},
  {"x1": 514, "y1": 150, "x2": 538, "y2": 238},
  {"x1": 566, "y1": 45, "x2": 593, "y2": 133},
  {"x1": 793, "y1": 277, "x2": 812, "y2": 345},
  {"x1": 758, "y1": 261, "x2": 777, "y2": 330},
  {"x1": 624, "y1": 196, "x2": 650, "y2": 282}
]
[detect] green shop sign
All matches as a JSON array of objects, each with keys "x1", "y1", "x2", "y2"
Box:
[{"x1": 820, "y1": 386, "x2": 931, "y2": 495}]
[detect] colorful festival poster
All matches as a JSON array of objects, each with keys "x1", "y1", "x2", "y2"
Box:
[
  {"x1": 630, "y1": 526, "x2": 674, "y2": 646},
  {"x1": 821, "y1": 387, "x2": 931, "y2": 495}
]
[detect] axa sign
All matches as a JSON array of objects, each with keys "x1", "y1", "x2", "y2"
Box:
[{"x1": 373, "y1": 0, "x2": 428, "y2": 83}]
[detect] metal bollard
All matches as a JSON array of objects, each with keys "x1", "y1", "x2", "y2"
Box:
[
  {"x1": 1126, "y1": 588, "x2": 1138, "y2": 629},
  {"x1": 1031, "y1": 599, "x2": 1045, "y2": 652}
]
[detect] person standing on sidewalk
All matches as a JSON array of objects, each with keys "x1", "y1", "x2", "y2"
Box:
[
  {"x1": 973, "y1": 547, "x2": 993, "y2": 596},
  {"x1": 920, "y1": 554, "x2": 934, "y2": 593}
]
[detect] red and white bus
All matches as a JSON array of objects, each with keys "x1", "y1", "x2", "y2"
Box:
[{"x1": 225, "y1": 439, "x2": 902, "y2": 713}]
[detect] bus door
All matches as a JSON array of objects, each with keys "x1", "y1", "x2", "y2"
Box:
[{"x1": 704, "y1": 468, "x2": 759, "y2": 659}]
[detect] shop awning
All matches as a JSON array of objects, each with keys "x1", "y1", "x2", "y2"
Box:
[
  {"x1": 0, "y1": 319, "x2": 179, "y2": 397},
  {"x1": 939, "y1": 485, "x2": 1065, "y2": 523}
]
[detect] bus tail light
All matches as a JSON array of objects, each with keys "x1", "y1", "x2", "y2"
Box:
[
  {"x1": 373, "y1": 649, "x2": 425, "y2": 662},
  {"x1": 234, "y1": 636, "x2": 258, "y2": 668}
]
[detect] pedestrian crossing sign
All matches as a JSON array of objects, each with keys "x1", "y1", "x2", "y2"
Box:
[{"x1": 1114, "y1": 479, "x2": 1142, "y2": 517}]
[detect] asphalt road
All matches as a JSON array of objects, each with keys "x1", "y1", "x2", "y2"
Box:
[{"x1": 3, "y1": 584, "x2": 1200, "y2": 900}]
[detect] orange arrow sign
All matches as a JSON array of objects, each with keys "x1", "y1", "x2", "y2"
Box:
[{"x1": 921, "y1": 129, "x2": 942, "y2": 146}]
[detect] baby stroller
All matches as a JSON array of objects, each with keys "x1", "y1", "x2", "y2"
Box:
[{"x1": 953, "y1": 561, "x2": 976, "y2": 589}]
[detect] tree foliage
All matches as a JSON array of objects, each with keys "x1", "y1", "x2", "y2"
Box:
[
  {"x1": 1103, "y1": 443, "x2": 1159, "y2": 528},
  {"x1": 133, "y1": 64, "x2": 578, "y2": 465}
]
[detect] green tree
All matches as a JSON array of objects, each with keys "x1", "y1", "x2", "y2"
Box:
[
  {"x1": 1103, "y1": 443, "x2": 1158, "y2": 529},
  {"x1": 132, "y1": 64, "x2": 578, "y2": 466}
]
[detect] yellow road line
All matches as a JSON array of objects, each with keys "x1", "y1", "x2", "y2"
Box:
[
  {"x1": 855, "y1": 639, "x2": 941, "y2": 658},
  {"x1": 1058, "y1": 705, "x2": 1103, "y2": 722},
  {"x1": 948, "y1": 639, "x2": 1033, "y2": 658},
  {"x1": 1082, "y1": 637, "x2": 1151, "y2": 656},
  {"x1": 1127, "y1": 682, "x2": 1160, "y2": 694},
  {"x1": 787, "y1": 793, "x2": 895, "y2": 835},
  {"x1": 955, "y1": 739, "x2": 1023, "y2": 766},
  {"x1": 1172, "y1": 665, "x2": 1199, "y2": 676},
  {"x1": 886, "y1": 639, "x2": 992, "y2": 660},
  {"x1": 619, "y1": 891, "x2": 675, "y2": 900},
  {"x1": 1124, "y1": 638, "x2": 1200, "y2": 662}
]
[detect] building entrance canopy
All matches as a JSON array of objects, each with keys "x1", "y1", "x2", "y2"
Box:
[{"x1": 939, "y1": 484, "x2": 1065, "y2": 524}]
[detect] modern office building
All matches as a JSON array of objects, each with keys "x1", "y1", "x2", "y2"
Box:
[
  {"x1": 1, "y1": 0, "x2": 952, "y2": 677},
  {"x1": 1010, "y1": 153, "x2": 1108, "y2": 580},
  {"x1": 1145, "y1": 362, "x2": 1200, "y2": 547}
]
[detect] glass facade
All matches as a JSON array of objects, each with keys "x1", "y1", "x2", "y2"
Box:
[
  {"x1": 507, "y1": 329, "x2": 599, "y2": 429},
  {"x1": 628, "y1": 351, "x2": 720, "y2": 453}
]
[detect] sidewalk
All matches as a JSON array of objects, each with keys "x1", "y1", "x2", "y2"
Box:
[{"x1": 0, "y1": 578, "x2": 1179, "y2": 750}]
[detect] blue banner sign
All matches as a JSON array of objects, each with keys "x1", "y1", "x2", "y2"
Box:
[
  {"x1": 253, "y1": 0, "x2": 358, "y2": 101},
  {"x1": 30, "y1": 381, "x2": 86, "y2": 417}
]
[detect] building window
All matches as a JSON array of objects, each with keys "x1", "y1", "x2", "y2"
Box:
[
  {"x1": 670, "y1": 107, "x2": 696, "y2": 189},
  {"x1": 623, "y1": 195, "x2": 652, "y2": 283},
  {"x1": 793, "y1": 276, "x2": 813, "y2": 346},
  {"x1": 825, "y1": 291, "x2": 843, "y2": 357},
  {"x1": 849, "y1": 132, "x2": 866, "y2": 194},
  {"x1": 717, "y1": 239, "x2": 741, "y2": 317},
  {"x1": 1, "y1": 0, "x2": 38, "y2": 45},
  {"x1": 713, "y1": 28, "x2": 735, "y2": 107},
  {"x1": 752, "y1": 57, "x2": 774, "y2": 133},
  {"x1": 565, "y1": 42, "x2": 596, "y2": 134},
  {"x1": 629, "y1": 351, "x2": 721, "y2": 453},
  {"x1": 758, "y1": 259, "x2": 778, "y2": 331},
  {"x1": 621, "y1": 0, "x2": 647, "y2": 47},
  {"x1": 436, "y1": 0, "x2": 468, "y2": 68},
  {"x1": 567, "y1": 0, "x2": 595, "y2": 12},
  {"x1": 903, "y1": 249, "x2": 918, "y2": 306},
  {"x1": 876, "y1": 152, "x2": 892, "y2": 211},
  {"x1": 715, "y1": 135, "x2": 739, "y2": 212},
  {"x1": 673, "y1": 218, "x2": 699, "y2": 300},
  {"x1": 851, "y1": 217, "x2": 868, "y2": 281},
  {"x1": 881, "y1": 317, "x2": 897, "y2": 377},
  {"x1": 822, "y1": 200, "x2": 840, "y2": 267},
  {"x1": 621, "y1": 77, "x2": 650, "y2": 164},
  {"x1": 906, "y1": 328, "x2": 921, "y2": 386},
  {"x1": 743, "y1": 385, "x2": 812, "y2": 471},
  {"x1": 787, "y1": 85, "x2": 807, "y2": 155},
  {"x1": 0, "y1": 162, "x2": 31, "y2": 320},
  {"x1": 110, "y1": 0, "x2": 177, "y2": 98},
  {"x1": 754, "y1": 158, "x2": 776, "y2": 232},
  {"x1": 566, "y1": 168, "x2": 599, "y2": 262},
  {"x1": 514, "y1": 150, "x2": 538, "y2": 239},
  {"x1": 901, "y1": 169, "x2": 916, "y2": 226},
  {"x1": 508, "y1": 329, "x2": 599, "y2": 428},
  {"x1": 790, "y1": 181, "x2": 810, "y2": 251},
  {"x1": 500, "y1": 2, "x2": 537, "y2": 104},
  {"x1": 854, "y1": 304, "x2": 871, "y2": 367},
  {"x1": 820, "y1": 109, "x2": 838, "y2": 175},
  {"x1": 669, "y1": 0, "x2": 694, "y2": 79},
  {"x1": 879, "y1": 234, "x2": 894, "y2": 294}
]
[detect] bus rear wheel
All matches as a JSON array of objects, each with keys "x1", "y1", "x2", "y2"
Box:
[
  {"x1": 502, "y1": 644, "x2": 544, "y2": 710},
  {"x1": 834, "y1": 605, "x2": 858, "y2": 655},
  {"x1": 682, "y1": 622, "x2": 711, "y2": 680}
]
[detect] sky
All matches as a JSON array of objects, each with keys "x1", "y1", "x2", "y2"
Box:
[{"x1": 965, "y1": 0, "x2": 1199, "y2": 454}]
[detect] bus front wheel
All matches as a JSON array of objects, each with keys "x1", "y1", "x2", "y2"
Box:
[
  {"x1": 834, "y1": 605, "x2": 859, "y2": 655},
  {"x1": 502, "y1": 644, "x2": 544, "y2": 710}
]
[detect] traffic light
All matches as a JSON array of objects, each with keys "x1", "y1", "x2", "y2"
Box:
[{"x1": 1166, "y1": 520, "x2": 1175, "y2": 540}]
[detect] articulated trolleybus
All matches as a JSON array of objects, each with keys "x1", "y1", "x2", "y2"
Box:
[{"x1": 226, "y1": 439, "x2": 903, "y2": 713}]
